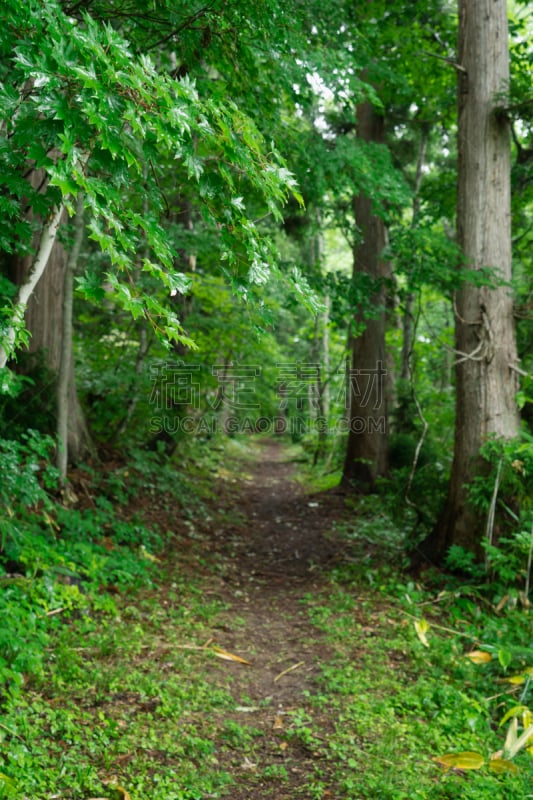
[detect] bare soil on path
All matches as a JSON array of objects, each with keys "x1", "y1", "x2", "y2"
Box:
[{"x1": 191, "y1": 439, "x2": 351, "y2": 798}]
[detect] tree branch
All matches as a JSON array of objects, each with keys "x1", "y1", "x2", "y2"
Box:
[{"x1": 418, "y1": 50, "x2": 467, "y2": 73}]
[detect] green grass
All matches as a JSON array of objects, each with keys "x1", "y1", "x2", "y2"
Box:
[
  {"x1": 294, "y1": 565, "x2": 533, "y2": 800},
  {"x1": 1, "y1": 435, "x2": 532, "y2": 799},
  {"x1": 1, "y1": 576, "x2": 235, "y2": 799}
]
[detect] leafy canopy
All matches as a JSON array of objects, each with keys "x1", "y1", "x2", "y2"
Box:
[{"x1": 0, "y1": 0, "x2": 302, "y2": 350}]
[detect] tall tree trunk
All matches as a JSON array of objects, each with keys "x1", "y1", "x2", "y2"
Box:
[
  {"x1": 0, "y1": 205, "x2": 64, "y2": 369},
  {"x1": 342, "y1": 102, "x2": 390, "y2": 490},
  {"x1": 8, "y1": 173, "x2": 91, "y2": 461},
  {"x1": 418, "y1": 0, "x2": 520, "y2": 561},
  {"x1": 57, "y1": 193, "x2": 85, "y2": 480},
  {"x1": 397, "y1": 127, "x2": 429, "y2": 431},
  {"x1": 321, "y1": 293, "x2": 331, "y2": 423}
]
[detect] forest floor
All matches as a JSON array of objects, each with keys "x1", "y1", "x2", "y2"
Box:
[
  {"x1": 5, "y1": 437, "x2": 531, "y2": 800},
  {"x1": 182, "y1": 437, "x2": 350, "y2": 798}
]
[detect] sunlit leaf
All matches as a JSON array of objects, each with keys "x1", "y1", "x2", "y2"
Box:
[
  {"x1": 495, "y1": 594, "x2": 510, "y2": 612},
  {"x1": 500, "y1": 667, "x2": 533, "y2": 685},
  {"x1": 433, "y1": 752, "x2": 485, "y2": 770},
  {"x1": 499, "y1": 705, "x2": 529, "y2": 727},
  {"x1": 100, "y1": 786, "x2": 132, "y2": 800},
  {"x1": 139, "y1": 545, "x2": 161, "y2": 563},
  {"x1": 465, "y1": 650, "x2": 492, "y2": 664},
  {"x1": 414, "y1": 618, "x2": 430, "y2": 648}
]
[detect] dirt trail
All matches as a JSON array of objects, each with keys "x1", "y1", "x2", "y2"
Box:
[{"x1": 196, "y1": 439, "x2": 349, "y2": 798}]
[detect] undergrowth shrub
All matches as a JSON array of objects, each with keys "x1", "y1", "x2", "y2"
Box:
[
  {"x1": 451, "y1": 433, "x2": 533, "y2": 599},
  {"x1": 0, "y1": 431, "x2": 175, "y2": 702}
]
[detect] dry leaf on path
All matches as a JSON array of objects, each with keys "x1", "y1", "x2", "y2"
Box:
[{"x1": 211, "y1": 646, "x2": 251, "y2": 665}]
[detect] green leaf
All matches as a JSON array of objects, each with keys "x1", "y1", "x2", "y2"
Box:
[
  {"x1": 499, "y1": 705, "x2": 529, "y2": 728},
  {"x1": 497, "y1": 648, "x2": 512, "y2": 670}
]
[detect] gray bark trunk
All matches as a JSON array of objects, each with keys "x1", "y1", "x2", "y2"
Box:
[
  {"x1": 342, "y1": 102, "x2": 390, "y2": 490},
  {"x1": 419, "y1": 0, "x2": 520, "y2": 561},
  {"x1": 57, "y1": 194, "x2": 85, "y2": 480}
]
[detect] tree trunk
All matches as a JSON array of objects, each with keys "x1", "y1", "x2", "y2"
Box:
[
  {"x1": 8, "y1": 174, "x2": 91, "y2": 462},
  {"x1": 342, "y1": 102, "x2": 390, "y2": 490},
  {"x1": 57, "y1": 193, "x2": 85, "y2": 480},
  {"x1": 418, "y1": 0, "x2": 520, "y2": 561},
  {"x1": 397, "y1": 127, "x2": 429, "y2": 434},
  {"x1": 0, "y1": 205, "x2": 64, "y2": 369}
]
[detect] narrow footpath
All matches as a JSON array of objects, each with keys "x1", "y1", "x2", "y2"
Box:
[{"x1": 187, "y1": 438, "x2": 349, "y2": 798}]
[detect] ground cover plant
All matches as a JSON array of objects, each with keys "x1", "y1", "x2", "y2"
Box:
[{"x1": 0, "y1": 437, "x2": 531, "y2": 799}]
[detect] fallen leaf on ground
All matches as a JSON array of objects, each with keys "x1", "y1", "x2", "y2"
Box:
[
  {"x1": 489, "y1": 758, "x2": 519, "y2": 774},
  {"x1": 211, "y1": 646, "x2": 251, "y2": 665},
  {"x1": 465, "y1": 650, "x2": 492, "y2": 664},
  {"x1": 433, "y1": 751, "x2": 485, "y2": 771}
]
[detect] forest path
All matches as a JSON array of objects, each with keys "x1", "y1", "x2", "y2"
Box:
[{"x1": 191, "y1": 438, "x2": 350, "y2": 798}]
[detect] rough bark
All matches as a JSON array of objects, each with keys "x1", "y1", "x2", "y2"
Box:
[
  {"x1": 8, "y1": 173, "x2": 91, "y2": 462},
  {"x1": 418, "y1": 0, "x2": 520, "y2": 561},
  {"x1": 0, "y1": 205, "x2": 64, "y2": 369},
  {"x1": 342, "y1": 103, "x2": 390, "y2": 490}
]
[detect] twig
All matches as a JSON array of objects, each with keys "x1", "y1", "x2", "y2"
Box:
[
  {"x1": 525, "y1": 520, "x2": 533, "y2": 599},
  {"x1": 509, "y1": 363, "x2": 532, "y2": 379},
  {"x1": 401, "y1": 609, "x2": 478, "y2": 640},
  {"x1": 274, "y1": 661, "x2": 304, "y2": 683},
  {"x1": 485, "y1": 687, "x2": 521, "y2": 703},
  {"x1": 404, "y1": 294, "x2": 428, "y2": 508},
  {"x1": 406, "y1": 390, "x2": 428, "y2": 500},
  {"x1": 485, "y1": 459, "x2": 503, "y2": 571},
  {"x1": 45, "y1": 608, "x2": 65, "y2": 617},
  {"x1": 418, "y1": 49, "x2": 467, "y2": 73},
  {"x1": 175, "y1": 637, "x2": 214, "y2": 651},
  {"x1": 0, "y1": 723, "x2": 25, "y2": 742},
  {"x1": 79, "y1": 477, "x2": 96, "y2": 508}
]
